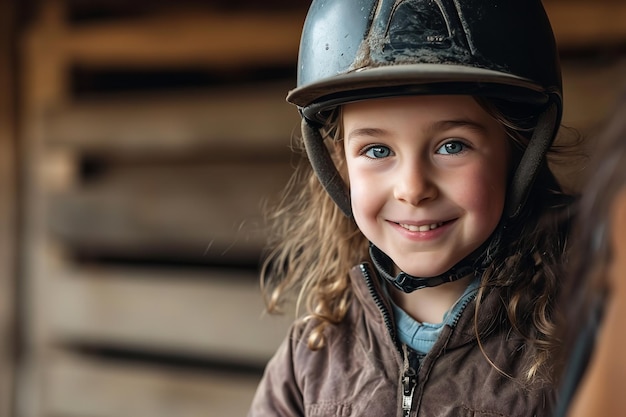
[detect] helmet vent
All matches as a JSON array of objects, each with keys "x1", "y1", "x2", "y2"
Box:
[{"x1": 388, "y1": 0, "x2": 451, "y2": 50}]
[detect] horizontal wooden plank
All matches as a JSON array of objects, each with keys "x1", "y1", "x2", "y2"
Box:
[
  {"x1": 47, "y1": 265, "x2": 293, "y2": 365},
  {"x1": 46, "y1": 352, "x2": 261, "y2": 417},
  {"x1": 45, "y1": 82, "x2": 301, "y2": 154},
  {"x1": 545, "y1": 1, "x2": 626, "y2": 49},
  {"x1": 47, "y1": 160, "x2": 293, "y2": 263},
  {"x1": 33, "y1": 8, "x2": 304, "y2": 68}
]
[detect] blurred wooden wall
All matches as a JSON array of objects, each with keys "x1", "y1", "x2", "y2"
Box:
[
  {"x1": 3, "y1": 1, "x2": 626, "y2": 417},
  {"x1": 17, "y1": 1, "x2": 303, "y2": 416}
]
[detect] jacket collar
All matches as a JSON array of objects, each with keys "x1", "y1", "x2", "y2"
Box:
[{"x1": 349, "y1": 262, "x2": 503, "y2": 351}]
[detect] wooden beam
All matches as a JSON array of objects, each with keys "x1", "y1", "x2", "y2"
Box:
[
  {"x1": 47, "y1": 266, "x2": 293, "y2": 365},
  {"x1": 59, "y1": 11, "x2": 305, "y2": 68},
  {"x1": 47, "y1": 352, "x2": 262, "y2": 417},
  {"x1": 45, "y1": 82, "x2": 300, "y2": 154},
  {"x1": 47, "y1": 160, "x2": 294, "y2": 263},
  {"x1": 545, "y1": 1, "x2": 626, "y2": 49}
]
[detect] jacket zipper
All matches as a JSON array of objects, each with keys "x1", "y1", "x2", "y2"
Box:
[
  {"x1": 360, "y1": 264, "x2": 421, "y2": 416},
  {"x1": 360, "y1": 264, "x2": 398, "y2": 347},
  {"x1": 401, "y1": 346, "x2": 420, "y2": 417},
  {"x1": 401, "y1": 366, "x2": 417, "y2": 416}
]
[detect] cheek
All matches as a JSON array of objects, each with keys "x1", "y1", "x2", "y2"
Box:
[
  {"x1": 348, "y1": 173, "x2": 374, "y2": 220},
  {"x1": 346, "y1": 165, "x2": 385, "y2": 233},
  {"x1": 349, "y1": 188, "x2": 375, "y2": 244},
  {"x1": 475, "y1": 148, "x2": 509, "y2": 209},
  {"x1": 461, "y1": 169, "x2": 507, "y2": 227}
]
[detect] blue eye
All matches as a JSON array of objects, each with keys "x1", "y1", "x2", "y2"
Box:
[
  {"x1": 365, "y1": 145, "x2": 392, "y2": 159},
  {"x1": 437, "y1": 141, "x2": 466, "y2": 155}
]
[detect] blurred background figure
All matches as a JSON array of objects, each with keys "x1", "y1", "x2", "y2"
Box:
[
  {"x1": 0, "y1": 0, "x2": 624, "y2": 416},
  {"x1": 556, "y1": 90, "x2": 626, "y2": 417}
]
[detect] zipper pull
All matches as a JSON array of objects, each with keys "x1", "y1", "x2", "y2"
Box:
[{"x1": 401, "y1": 366, "x2": 417, "y2": 417}]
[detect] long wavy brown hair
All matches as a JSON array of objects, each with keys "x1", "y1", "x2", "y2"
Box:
[{"x1": 261, "y1": 96, "x2": 577, "y2": 383}]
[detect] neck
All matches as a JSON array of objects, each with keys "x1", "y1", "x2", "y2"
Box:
[
  {"x1": 367, "y1": 244, "x2": 481, "y2": 322},
  {"x1": 390, "y1": 274, "x2": 473, "y2": 323}
]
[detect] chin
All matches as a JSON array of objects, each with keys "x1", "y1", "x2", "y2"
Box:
[{"x1": 394, "y1": 257, "x2": 462, "y2": 278}]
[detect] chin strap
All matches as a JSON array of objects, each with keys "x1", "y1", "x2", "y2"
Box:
[
  {"x1": 301, "y1": 119, "x2": 353, "y2": 218},
  {"x1": 369, "y1": 244, "x2": 481, "y2": 293},
  {"x1": 505, "y1": 101, "x2": 559, "y2": 219}
]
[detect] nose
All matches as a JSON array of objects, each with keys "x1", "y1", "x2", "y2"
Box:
[{"x1": 393, "y1": 159, "x2": 437, "y2": 206}]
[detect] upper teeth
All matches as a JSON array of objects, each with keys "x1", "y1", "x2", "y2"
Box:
[{"x1": 400, "y1": 222, "x2": 442, "y2": 232}]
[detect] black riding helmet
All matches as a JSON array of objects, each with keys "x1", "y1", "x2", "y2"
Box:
[{"x1": 287, "y1": 0, "x2": 562, "y2": 292}]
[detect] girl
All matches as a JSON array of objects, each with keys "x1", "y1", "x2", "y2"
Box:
[
  {"x1": 555, "y1": 93, "x2": 626, "y2": 417},
  {"x1": 250, "y1": 1, "x2": 573, "y2": 416}
]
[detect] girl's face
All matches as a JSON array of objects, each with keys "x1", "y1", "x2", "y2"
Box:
[{"x1": 343, "y1": 95, "x2": 510, "y2": 277}]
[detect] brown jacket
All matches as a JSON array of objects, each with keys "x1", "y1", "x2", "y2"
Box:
[{"x1": 248, "y1": 262, "x2": 555, "y2": 417}]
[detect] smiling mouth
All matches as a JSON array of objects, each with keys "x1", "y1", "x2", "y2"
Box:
[{"x1": 398, "y1": 222, "x2": 444, "y2": 232}]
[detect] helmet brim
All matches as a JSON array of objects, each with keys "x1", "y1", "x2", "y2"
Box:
[{"x1": 287, "y1": 64, "x2": 557, "y2": 125}]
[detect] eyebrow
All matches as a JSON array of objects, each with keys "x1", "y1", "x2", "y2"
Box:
[
  {"x1": 429, "y1": 119, "x2": 489, "y2": 135},
  {"x1": 346, "y1": 127, "x2": 388, "y2": 141},
  {"x1": 346, "y1": 119, "x2": 489, "y2": 141}
]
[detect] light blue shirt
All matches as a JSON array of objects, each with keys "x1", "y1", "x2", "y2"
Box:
[{"x1": 391, "y1": 277, "x2": 480, "y2": 355}]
